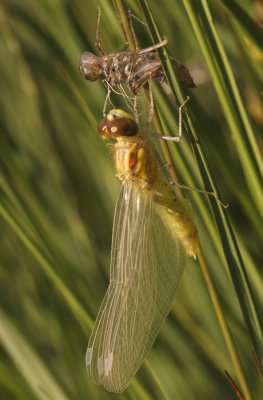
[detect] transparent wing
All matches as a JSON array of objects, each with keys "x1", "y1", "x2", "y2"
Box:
[{"x1": 86, "y1": 183, "x2": 186, "y2": 392}]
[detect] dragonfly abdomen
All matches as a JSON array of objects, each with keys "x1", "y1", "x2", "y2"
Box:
[{"x1": 153, "y1": 180, "x2": 198, "y2": 257}]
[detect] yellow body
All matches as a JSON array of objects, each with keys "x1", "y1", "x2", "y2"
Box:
[
  {"x1": 98, "y1": 109, "x2": 198, "y2": 257},
  {"x1": 114, "y1": 136, "x2": 158, "y2": 187},
  {"x1": 112, "y1": 134, "x2": 198, "y2": 257},
  {"x1": 87, "y1": 109, "x2": 199, "y2": 392}
]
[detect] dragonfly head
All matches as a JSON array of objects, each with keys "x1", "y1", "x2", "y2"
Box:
[
  {"x1": 98, "y1": 109, "x2": 139, "y2": 139},
  {"x1": 79, "y1": 52, "x2": 102, "y2": 81}
]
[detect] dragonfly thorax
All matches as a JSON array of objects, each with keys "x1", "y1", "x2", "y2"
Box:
[{"x1": 113, "y1": 138, "x2": 158, "y2": 189}]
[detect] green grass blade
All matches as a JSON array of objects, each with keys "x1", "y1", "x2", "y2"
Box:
[
  {"x1": 139, "y1": 0, "x2": 263, "y2": 391},
  {"x1": 0, "y1": 0, "x2": 262, "y2": 398},
  {"x1": 220, "y1": 0, "x2": 263, "y2": 51},
  {"x1": 183, "y1": 0, "x2": 263, "y2": 367},
  {"x1": 183, "y1": 0, "x2": 263, "y2": 215},
  {"x1": 0, "y1": 201, "x2": 93, "y2": 332},
  {"x1": 0, "y1": 309, "x2": 69, "y2": 400}
]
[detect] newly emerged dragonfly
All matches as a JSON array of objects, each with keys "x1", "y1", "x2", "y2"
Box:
[
  {"x1": 79, "y1": 5, "x2": 195, "y2": 120},
  {"x1": 86, "y1": 109, "x2": 198, "y2": 392}
]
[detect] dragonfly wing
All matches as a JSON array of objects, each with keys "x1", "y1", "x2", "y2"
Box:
[
  {"x1": 86, "y1": 184, "x2": 186, "y2": 392},
  {"x1": 129, "y1": 60, "x2": 162, "y2": 94}
]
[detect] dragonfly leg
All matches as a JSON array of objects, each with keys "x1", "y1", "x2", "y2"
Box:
[
  {"x1": 118, "y1": 8, "x2": 165, "y2": 53},
  {"x1": 114, "y1": 7, "x2": 136, "y2": 52},
  {"x1": 137, "y1": 37, "x2": 168, "y2": 55},
  {"x1": 133, "y1": 96, "x2": 139, "y2": 125},
  {"x1": 119, "y1": 42, "x2": 129, "y2": 52},
  {"x1": 152, "y1": 146, "x2": 173, "y2": 183},
  {"x1": 170, "y1": 181, "x2": 229, "y2": 208},
  {"x1": 127, "y1": 10, "x2": 147, "y2": 50},
  {"x1": 178, "y1": 95, "x2": 190, "y2": 140},
  {"x1": 153, "y1": 141, "x2": 228, "y2": 207},
  {"x1": 95, "y1": 1, "x2": 106, "y2": 56},
  {"x1": 148, "y1": 96, "x2": 190, "y2": 142},
  {"x1": 102, "y1": 82, "x2": 112, "y2": 116},
  {"x1": 116, "y1": 13, "x2": 129, "y2": 52},
  {"x1": 145, "y1": 78, "x2": 155, "y2": 126}
]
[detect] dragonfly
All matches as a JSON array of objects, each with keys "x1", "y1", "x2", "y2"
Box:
[
  {"x1": 86, "y1": 109, "x2": 198, "y2": 392},
  {"x1": 79, "y1": 4, "x2": 195, "y2": 122}
]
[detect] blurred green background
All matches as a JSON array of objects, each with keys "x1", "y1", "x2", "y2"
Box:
[{"x1": 0, "y1": 0, "x2": 262, "y2": 399}]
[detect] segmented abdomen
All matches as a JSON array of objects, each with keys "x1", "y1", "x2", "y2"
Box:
[{"x1": 152, "y1": 178, "x2": 198, "y2": 257}]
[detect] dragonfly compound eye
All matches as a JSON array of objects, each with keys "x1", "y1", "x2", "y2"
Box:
[
  {"x1": 98, "y1": 117, "x2": 111, "y2": 138},
  {"x1": 79, "y1": 52, "x2": 101, "y2": 81},
  {"x1": 107, "y1": 110, "x2": 138, "y2": 137},
  {"x1": 97, "y1": 110, "x2": 138, "y2": 138},
  {"x1": 107, "y1": 117, "x2": 136, "y2": 137}
]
